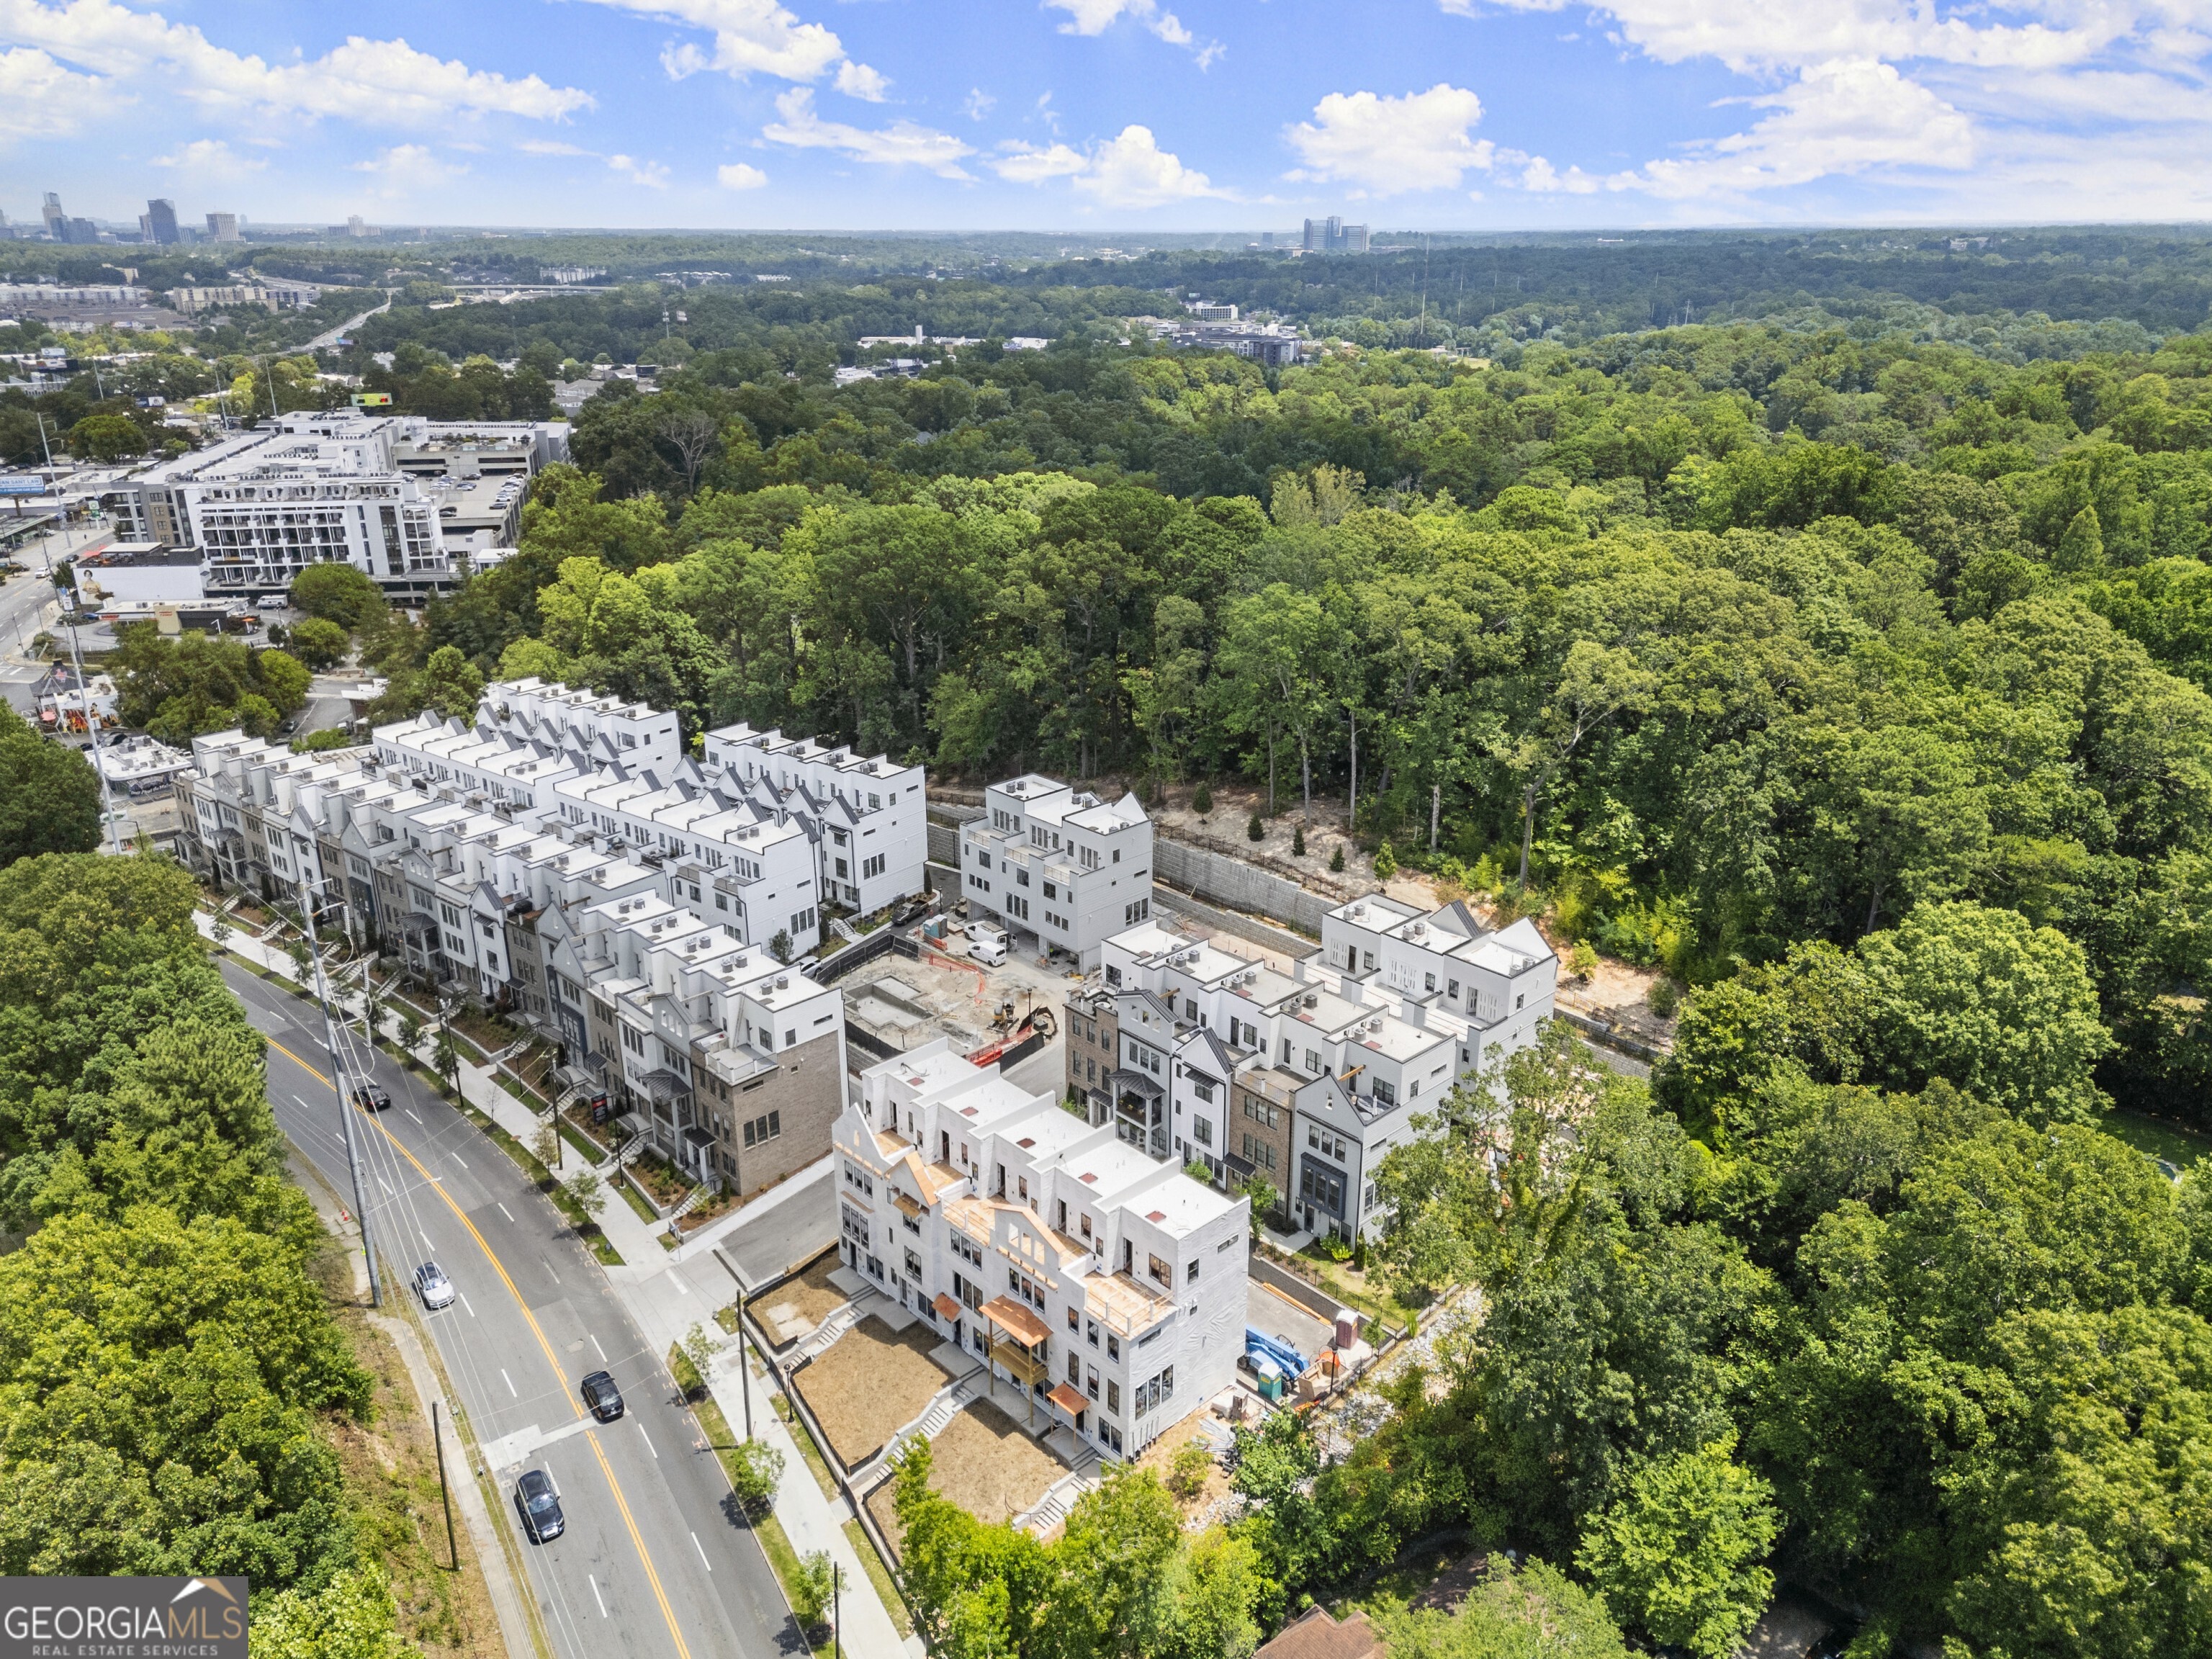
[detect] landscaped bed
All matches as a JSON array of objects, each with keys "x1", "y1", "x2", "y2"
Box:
[
  {"x1": 626, "y1": 1152, "x2": 693, "y2": 1209},
  {"x1": 866, "y1": 1398, "x2": 1069, "y2": 1557},
  {"x1": 755, "y1": 1253, "x2": 848, "y2": 1346},
  {"x1": 793, "y1": 1316, "x2": 953, "y2": 1468}
]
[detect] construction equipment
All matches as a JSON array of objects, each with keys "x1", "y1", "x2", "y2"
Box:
[{"x1": 966, "y1": 1005, "x2": 1057, "y2": 1069}]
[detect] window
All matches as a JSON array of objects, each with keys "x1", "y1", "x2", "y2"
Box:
[
  {"x1": 1193, "y1": 1116, "x2": 1213, "y2": 1146},
  {"x1": 905, "y1": 1247, "x2": 923, "y2": 1278},
  {"x1": 1068, "y1": 1352, "x2": 1082, "y2": 1385},
  {"x1": 1087, "y1": 1368, "x2": 1099, "y2": 1400},
  {"x1": 1107, "y1": 1334, "x2": 1120, "y2": 1361},
  {"x1": 1186, "y1": 1259, "x2": 1200, "y2": 1284},
  {"x1": 1148, "y1": 1253, "x2": 1172, "y2": 1287},
  {"x1": 1304, "y1": 1048, "x2": 1323, "y2": 1074},
  {"x1": 1363, "y1": 951, "x2": 1375, "y2": 971},
  {"x1": 1123, "y1": 898, "x2": 1150, "y2": 925},
  {"x1": 742, "y1": 1110, "x2": 781, "y2": 1147},
  {"x1": 1192, "y1": 1077, "x2": 1215, "y2": 1104},
  {"x1": 1106, "y1": 1380, "x2": 1120, "y2": 1413},
  {"x1": 1067, "y1": 1306, "x2": 1079, "y2": 1331},
  {"x1": 863, "y1": 853, "x2": 885, "y2": 880}
]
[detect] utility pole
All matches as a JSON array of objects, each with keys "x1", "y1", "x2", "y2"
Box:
[
  {"x1": 832, "y1": 1562, "x2": 842, "y2": 1659},
  {"x1": 733, "y1": 1274, "x2": 752, "y2": 1440},
  {"x1": 433, "y1": 1401, "x2": 459, "y2": 1570},
  {"x1": 301, "y1": 874, "x2": 380, "y2": 1305},
  {"x1": 30, "y1": 439, "x2": 122, "y2": 855}
]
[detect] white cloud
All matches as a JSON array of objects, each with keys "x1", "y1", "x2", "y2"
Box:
[
  {"x1": 1632, "y1": 58, "x2": 1974, "y2": 198},
  {"x1": 963, "y1": 86, "x2": 997, "y2": 120},
  {"x1": 607, "y1": 153, "x2": 671, "y2": 188},
  {"x1": 994, "y1": 124, "x2": 1228, "y2": 207},
  {"x1": 0, "y1": 0, "x2": 593, "y2": 125},
  {"x1": 762, "y1": 88, "x2": 976, "y2": 178},
  {"x1": 1445, "y1": 0, "x2": 2212, "y2": 212},
  {"x1": 152, "y1": 136, "x2": 266, "y2": 176},
  {"x1": 587, "y1": 0, "x2": 891, "y2": 101},
  {"x1": 0, "y1": 44, "x2": 103, "y2": 138},
  {"x1": 517, "y1": 138, "x2": 593, "y2": 156},
  {"x1": 833, "y1": 59, "x2": 888, "y2": 100},
  {"x1": 351, "y1": 143, "x2": 467, "y2": 197},
  {"x1": 1042, "y1": 0, "x2": 1221, "y2": 66},
  {"x1": 717, "y1": 161, "x2": 769, "y2": 189},
  {"x1": 1285, "y1": 84, "x2": 1493, "y2": 194}
]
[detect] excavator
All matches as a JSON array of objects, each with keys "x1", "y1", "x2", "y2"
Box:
[{"x1": 966, "y1": 1002, "x2": 1057, "y2": 1069}]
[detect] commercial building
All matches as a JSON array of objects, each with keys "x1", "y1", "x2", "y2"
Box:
[
  {"x1": 42, "y1": 192, "x2": 99, "y2": 245},
  {"x1": 1302, "y1": 217, "x2": 1370, "y2": 255},
  {"x1": 838, "y1": 1041, "x2": 1248, "y2": 1459},
  {"x1": 1064, "y1": 896, "x2": 1557, "y2": 1241},
  {"x1": 206, "y1": 212, "x2": 240, "y2": 243},
  {"x1": 958, "y1": 775, "x2": 1154, "y2": 970},
  {"x1": 141, "y1": 199, "x2": 179, "y2": 246},
  {"x1": 106, "y1": 411, "x2": 569, "y2": 604},
  {"x1": 177, "y1": 724, "x2": 850, "y2": 1194}
]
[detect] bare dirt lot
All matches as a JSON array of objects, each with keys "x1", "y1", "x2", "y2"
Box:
[
  {"x1": 793, "y1": 1316, "x2": 953, "y2": 1467},
  {"x1": 866, "y1": 1398, "x2": 1068, "y2": 1557},
  {"x1": 756, "y1": 1253, "x2": 848, "y2": 1348}
]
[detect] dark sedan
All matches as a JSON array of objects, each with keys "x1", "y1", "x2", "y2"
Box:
[
  {"x1": 513, "y1": 1469, "x2": 564, "y2": 1543},
  {"x1": 581, "y1": 1370, "x2": 624, "y2": 1421}
]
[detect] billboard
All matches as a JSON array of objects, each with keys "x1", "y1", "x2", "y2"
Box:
[
  {"x1": 351, "y1": 392, "x2": 393, "y2": 408},
  {"x1": 0, "y1": 479, "x2": 44, "y2": 497}
]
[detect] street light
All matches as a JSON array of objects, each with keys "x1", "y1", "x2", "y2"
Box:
[{"x1": 296, "y1": 872, "x2": 380, "y2": 1306}]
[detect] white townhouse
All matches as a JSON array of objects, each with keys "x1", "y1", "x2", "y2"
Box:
[
  {"x1": 703, "y1": 724, "x2": 928, "y2": 919},
  {"x1": 1321, "y1": 895, "x2": 1558, "y2": 1062},
  {"x1": 959, "y1": 774, "x2": 1154, "y2": 969},
  {"x1": 837, "y1": 1042, "x2": 1248, "y2": 1460}
]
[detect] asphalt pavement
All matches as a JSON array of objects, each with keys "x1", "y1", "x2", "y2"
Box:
[{"x1": 222, "y1": 961, "x2": 804, "y2": 1659}]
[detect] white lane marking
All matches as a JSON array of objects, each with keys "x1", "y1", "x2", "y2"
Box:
[
  {"x1": 420, "y1": 1231, "x2": 433, "y2": 1252},
  {"x1": 543, "y1": 1257, "x2": 559, "y2": 1285},
  {"x1": 691, "y1": 1531, "x2": 711, "y2": 1573},
  {"x1": 378, "y1": 1176, "x2": 394, "y2": 1197},
  {"x1": 590, "y1": 1333, "x2": 606, "y2": 1362},
  {"x1": 637, "y1": 1421, "x2": 657, "y2": 1460},
  {"x1": 501, "y1": 1368, "x2": 517, "y2": 1398},
  {"x1": 292, "y1": 1094, "x2": 313, "y2": 1110},
  {"x1": 498, "y1": 1202, "x2": 515, "y2": 1224},
  {"x1": 451, "y1": 1154, "x2": 468, "y2": 1169},
  {"x1": 459, "y1": 1292, "x2": 477, "y2": 1318},
  {"x1": 590, "y1": 1575, "x2": 607, "y2": 1618},
  {"x1": 406, "y1": 1109, "x2": 424, "y2": 1125}
]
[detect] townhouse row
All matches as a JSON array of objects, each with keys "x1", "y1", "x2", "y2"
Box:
[
  {"x1": 1064, "y1": 894, "x2": 1557, "y2": 1242},
  {"x1": 177, "y1": 729, "x2": 843, "y2": 1195},
  {"x1": 838, "y1": 1041, "x2": 1247, "y2": 1461}
]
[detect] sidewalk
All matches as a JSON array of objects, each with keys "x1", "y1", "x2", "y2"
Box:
[{"x1": 205, "y1": 913, "x2": 919, "y2": 1655}]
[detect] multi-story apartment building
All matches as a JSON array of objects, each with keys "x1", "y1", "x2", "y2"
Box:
[
  {"x1": 1064, "y1": 898, "x2": 1558, "y2": 1241},
  {"x1": 179, "y1": 724, "x2": 849, "y2": 1192},
  {"x1": 703, "y1": 723, "x2": 927, "y2": 918},
  {"x1": 107, "y1": 413, "x2": 569, "y2": 604},
  {"x1": 958, "y1": 775, "x2": 1154, "y2": 970},
  {"x1": 837, "y1": 1042, "x2": 1246, "y2": 1460}
]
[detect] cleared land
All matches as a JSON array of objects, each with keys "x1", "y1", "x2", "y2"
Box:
[
  {"x1": 866, "y1": 1399, "x2": 1068, "y2": 1558},
  {"x1": 793, "y1": 1316, "x2": 950, "y2": 1467},
  {"x1": 757, "y1": 1252, "x2": 847, "y2": 1346}
]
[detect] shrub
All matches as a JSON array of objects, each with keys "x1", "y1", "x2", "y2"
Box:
[
  {"x1": 1292, "y1": 825, "x2": 1306, "y2": 856},
  {"x1": 1247, "y1": 811, "x2": 1264, "y2": 842},
  {"x1": 1330, "y1": 844, "x2": 1346, "y2": 873},
  {"x1": 1373, "y1": 841, "x2": 1398, "y2": 880},
  {"x1": 1167, "y1": 1440, "x2": 1213, "y2": 1501},
  {"x1": 1648, "y1": 977, "x2": 1681, "y2": 1019},
  {"x1": 1192, "y1": 780, "x2": 1213, "y2": 814},
  {"x1": 1568, "y1": 942, "x2": 1599, "y2": 980}
]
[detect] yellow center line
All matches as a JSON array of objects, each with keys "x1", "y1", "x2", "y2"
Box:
[{"x1": 266, "y1": 1034, "x2": 694, "y2": 1659}]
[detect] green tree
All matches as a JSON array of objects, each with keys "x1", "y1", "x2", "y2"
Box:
[
  {"x1": 563, "y1": 1166, "x2": 606, "y2": 1224},
  {"x1": 247, "y1": 1565, "x2": 418, "y2": 1659},
  {"x1": 788, "y1": 1550, "x2": 835, "y2": 1632},
  {"x1": 67, "y1": 413, "x2": 146, "y2": 463},
  {"x1": 728, "y1": 1438, "x2": 784, "y2": 1512},
  {"x1": 289, "y1": 563, "x2": 387, "y2": 630},
  {"x1": 1575, "y1": 1434, "x2": 1779, "y2": 1659},
  {"x1": 286, "y1": 616, "x2": 352, "y2": 670},
  {"x1": 0, "y1": 706, "x2": 99, "y2": 866},
  {"x1": 1371, "y1": 1558, "x2": 1631, "y2": 1659}
]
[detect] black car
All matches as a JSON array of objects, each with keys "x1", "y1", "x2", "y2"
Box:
[
  {"x1": 351, "y1": 1082, "x2": 391, "y2": 1112},
  {"x1": 580, "y1": 1370, "x2": 624, "y2": 1422},
  {"x1": 513, "y1": 1469, "x2": 563, "y2": 1543}
]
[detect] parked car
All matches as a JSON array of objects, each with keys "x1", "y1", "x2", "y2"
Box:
[
  {"x1": 413, "y1": 1262, "x2": 455, "y2": 1310},
  {"x1": 967, "y1": 923, "x2": 1008, "y2": 966},
  {"x1": 580, "y1": 1370, "x2": 624, "y2": 1421},
  {"x1": 513, "y1": 1469, "x2": 564, "y2": 1543},
  {"x1": 351, "y1": 1082, "x2": 391, "y2": 1112}
]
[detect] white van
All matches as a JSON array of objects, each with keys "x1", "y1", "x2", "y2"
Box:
[{"x1": 967, "y1": 923, "x2": 1008, "y2": 966}]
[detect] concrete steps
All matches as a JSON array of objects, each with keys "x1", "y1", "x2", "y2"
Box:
[{"x1": 1015, "y1": 1467, "x2": 1100, "y2": 1537}]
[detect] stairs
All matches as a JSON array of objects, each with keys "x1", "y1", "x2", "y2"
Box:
[
  {"x1": 1015, "y1": 1467, "x2": 1100, "y2": 1537},
  {"x1": 667, "y1": 1185, "x2": 707, "y2": 1226},
  {"x1": 796, "y1": 1294, "x2": 877, "y2": 1362},
  {"x1": 853, "y1": 1380, "x2": 976, "y2": 1487}
]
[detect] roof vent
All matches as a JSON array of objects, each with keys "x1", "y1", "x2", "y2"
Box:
[{"x1": 776, "y1": 976, "x2": 789, "y2": 990}]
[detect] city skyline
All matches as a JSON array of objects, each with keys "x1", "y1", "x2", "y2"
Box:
[{"x1": 3, "y1": 0, "x2": 2210, "y2": 234}]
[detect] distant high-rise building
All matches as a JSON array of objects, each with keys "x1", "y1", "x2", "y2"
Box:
[
  {"x1": 206, "y1": 212, "x2": 239, "y2": 242},
  {"x1": 1301, "y1": 215, "x2": 1370, "y2": 255},
  {"x1": 144, "y1": 199, "x2": 179, "y2": 245},
  {"x1": 42, "y1": 192, "x2": 65, "y2": 239}
]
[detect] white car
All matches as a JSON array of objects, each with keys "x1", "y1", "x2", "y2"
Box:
[
  {"x1": 967, "y1": 927, "x2": 1007, "y2": 966},
  {"x1": 413, "y1": 1261, "x2": 455, "y2": 1310}
]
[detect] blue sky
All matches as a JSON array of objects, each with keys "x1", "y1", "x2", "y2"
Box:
[{"x1": 4, "y1": 0, "x2": 2211, "y2": 233}]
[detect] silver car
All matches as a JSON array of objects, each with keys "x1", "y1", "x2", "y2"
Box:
[{"x1": 413, "y1": 1261, "x2": 455, "y2": 1310}]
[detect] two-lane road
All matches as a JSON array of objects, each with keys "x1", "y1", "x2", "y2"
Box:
[{"x1": 223, "y1": 961, "x2": 798, "y2": 1659}]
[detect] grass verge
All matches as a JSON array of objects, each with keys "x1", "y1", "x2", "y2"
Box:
[
  {"x1": 844, "y1": 1519, "x2": 912, "y2": 1639},
  {"x1": 616, "y1": 1170, "x2": 661, "y2": 1226},
  {"x1": 775, "y1": 1389, "x2": 842, "y2": 1502}
]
